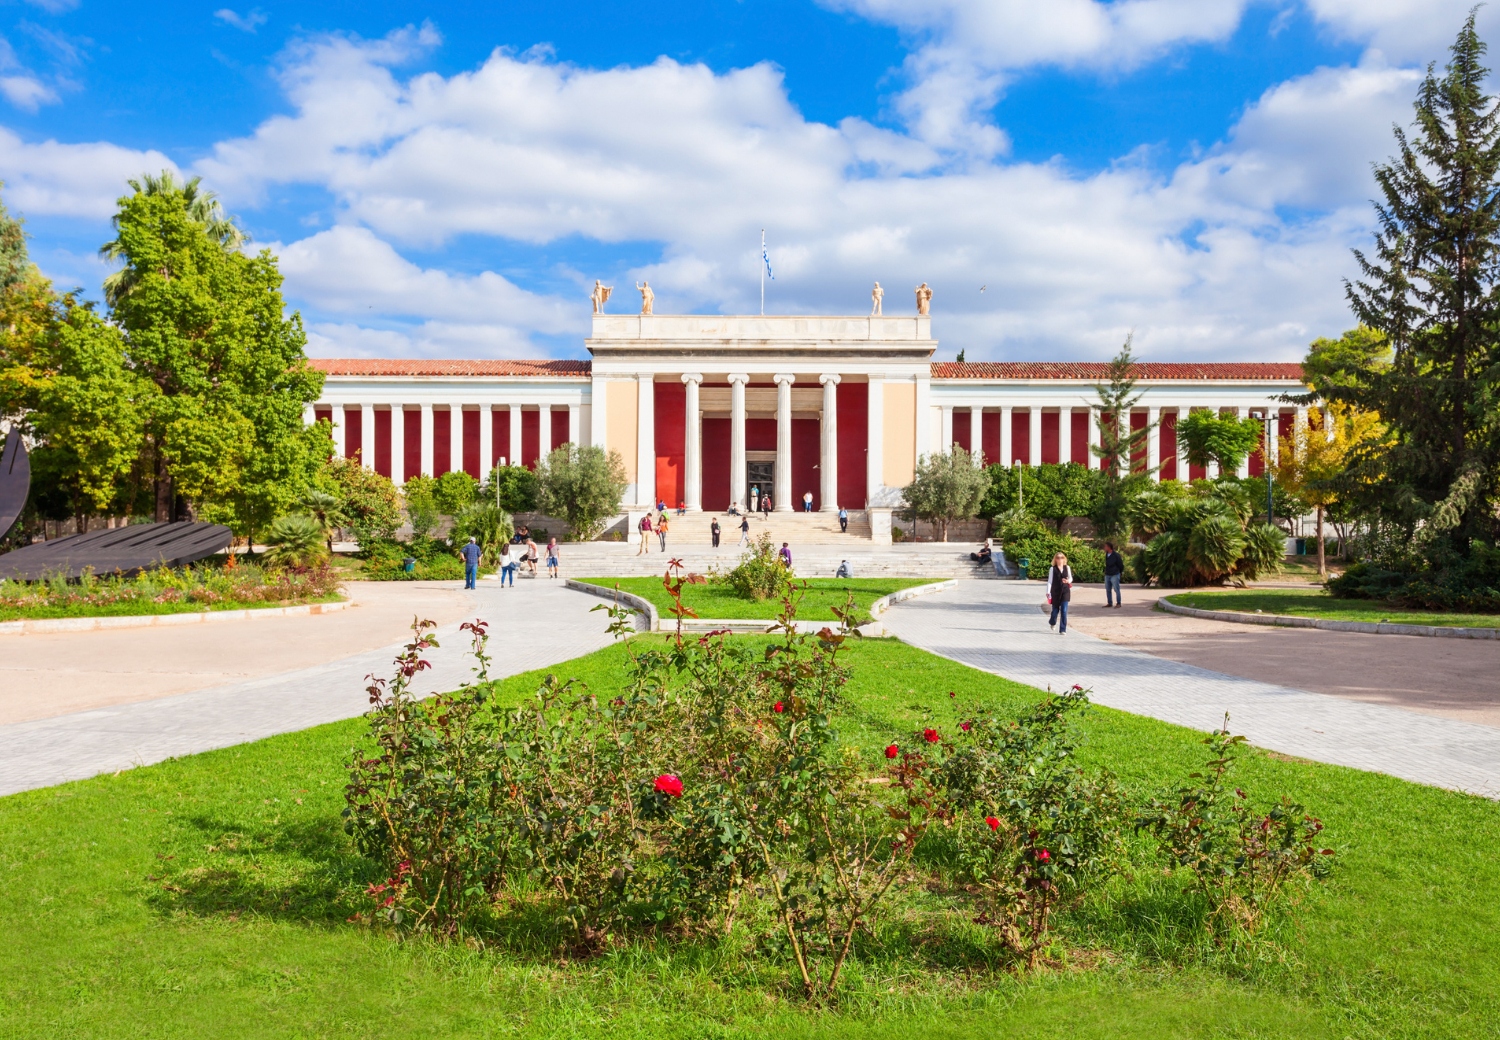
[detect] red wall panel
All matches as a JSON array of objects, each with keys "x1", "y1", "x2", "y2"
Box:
[
  {"x1": 522, "y1": 409, "x2": 539, "y2": 468},
  {"x1": 314, "y1": 407, "x2": 333, "y2": 458},
  {"x1": 982, "y1": 409, "x2": 1001, "y2": 467},
  {"x1": 836, "y1": 381, "x2": 867, "y2": 509},
  {"x1": 1188, "y1": 409, "x2": 1206, "y2": 480},
  {"x1": 434, "y1": 408, "x2": 451, "y2": 476},
  {"x1": 702, "y1": 417, "x2": 731, "y2": 512},
  {"x1": 1071, "y1": 411, "x2": 1089, "y2": 465},
  {"x1": 1249, "y1": 413, "x2": 1268, "y2": 477},
  {"x1": 654, "y1": 381, "x2": 686, "y2": 511},
  {"x1": 463, "y1": 409, "x2": 481, "y2": 478},
  {"x1": 342, "y1": 406, "x2": 362, "y2": 462},
  {"x1": 1040, "y1": 410, "x2": 1059, "y2": 464},
  {"x1": 1130, "y1": 410, "x2": 1147, "y2": 473},
  {"x1": 793, "y1": 417, "x2": 819, "y2": 511},
  {"x1": 374, "y1": 408, "x2": 392, "y2": 477},
  {"x1": 1159, "y1": 411, "x2": 1178, "y2": 481},
  {"x1": 551, "y1": 408, "x2": 570, "y2": 454},
  {"x1": 1011, "y1": 410, "x2": 1031, "y2": 466},
  {"x1": 403, "y1": 408, "x2": 422, "y2": 479},
  {"x1": 746, "y1": 418, "x2": 776, "y2": 452},
  {"x1": 953, "y1": 408, "x2": 972, "y2": 453},
  {"x1": 493, "y1": 407, "x2": 510, "y2": 468}
]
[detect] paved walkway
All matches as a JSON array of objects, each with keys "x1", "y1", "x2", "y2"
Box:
[
  {"x1": 0, "y1": 577, "x2": 623, "y2": 797},
  {"x1": 882, "y1": 581, "x2": 1500, "y2": 798}
]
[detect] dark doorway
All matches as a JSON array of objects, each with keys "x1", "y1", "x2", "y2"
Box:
[{"x1": 746, "y1": 461, "x2": 774, "y2": 500}]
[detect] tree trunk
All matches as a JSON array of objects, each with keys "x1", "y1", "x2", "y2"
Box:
[
  {"x1": 154, "y1": 447, "x2": 172, "y2": 524},
  {"x1": 1316, "y1": 505, "x2": 1326, "y2": 579}
]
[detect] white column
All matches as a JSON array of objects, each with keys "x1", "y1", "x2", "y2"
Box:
[
  {"x1": 332, "y1": 406, "x2": 346, "y2": 459},
  {"x1": 819, "y1": 374, "x2": 840, "y2": 510},
  {"x1": 361, "y1": 404, "x2": 376, "y2": 469},
  {"x1": 1000, "y1": 405, "x2": 1014, "y2": 467},
  {"x1": 914, "y1": 374, "x2": 932, "y2": 460},
  {"x1": 866, "y1": 375, "x2": 884, "y2": 505},
  {"x1": 1268, "y1": 409, "x2": 1280, "y2": 468},
  {"x1": 1146, "y1": 407, "x2": 1160, "y2": 482},
  {"x1": 730, "y1": 373, "x2": 749, "y2": 511},
  {"x1": 480, "y1": 404, "x2": 494, "y2": 475},
  {"x1": 1087, "y1": 407, "x2": 1101, "y2": 469},
  {"x1": 1228, "y1": 407, "x2": 1250, "y2": 478},
  {"x1": 940, "y1": 405, "x2": 954, "y2": 453},
  {"x1": 1205, "y1": 408, "x2": 1220, "y2": 479},
  {"x1": 450, "y1": 405, "x2": 465, "y2": 476},
  {"x1": 969, "y1": 407, "x2": 984, "y2": 464},
  {"x1": 303, "y1": 403, "x2": 315, "y2": 427},
  {"x1": 419, "y1": 403, "x2": 434, "y2": 478},
  {"x1": 1028, "y1": 407, "x2": 1042, "y2": 466},
  {"x1": 540, "y1": 404, "x2": 554, "y2": 459},
  {"x1": 682, "y1": 374, "x2": 703, "y2": 512},
  {"x1": 568, "y1": 403, "x2": 581, "y2": 448},
  {"x1": 774, "y1": 373, "x2": 795, "y2": 511},
  {"x1": 510, "y1": 405, "x2": 523, "y2": 469},
  {"x1": 390, "y1": 406, "x2": 405, "y2": 485},
  {"x1": 1058, "y1": 407, "x2": 1072, "y2": 468},
  {"x1": 636, "y1": 377, "x2": 656, "y2": 508}
]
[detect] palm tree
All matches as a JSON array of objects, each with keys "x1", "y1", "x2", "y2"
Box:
[
  {"x1": 297, "y1": 489, "x2": 345, "y2": 553},
  {"x1": 98, "y1": 171, "x2": 247, "y2": 306}
]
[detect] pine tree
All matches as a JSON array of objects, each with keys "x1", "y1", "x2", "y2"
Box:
[
  {"x1": 1089, "y1": 337, "x2": 1153, "y2": 540},
  {"x1": 1339, "y1": 13, "x2": 1500, "y2": 562}
]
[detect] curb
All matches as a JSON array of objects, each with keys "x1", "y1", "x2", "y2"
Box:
[
  {"x1": 1158, "y1": 596, "x2": 1500, "y2": 640},
  {"x1": 0, "y1": 598, "x2": 352, "y2": 637},
  {"x1": 563, "y1": 579, "x2": 658, "y2": 631}
]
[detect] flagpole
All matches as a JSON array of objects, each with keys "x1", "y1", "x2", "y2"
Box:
[{"x1": 760, "y1": 228, "x2": 765, "y2": 316}]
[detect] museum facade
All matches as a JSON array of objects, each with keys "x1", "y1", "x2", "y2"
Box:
[{"x1": 309, "y1": 313, "x2": 1307, "y2": 513}]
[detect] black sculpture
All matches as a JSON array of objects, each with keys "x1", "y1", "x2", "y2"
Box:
[
  {"x1": 0, "y1": 427, "x2": 29, "y2": 542},
  {"x1": 0, "y1": 521, "x2": 235, "y2": 581}
]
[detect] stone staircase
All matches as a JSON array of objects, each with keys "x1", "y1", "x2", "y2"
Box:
[
  {"x1": 541, "y1": 539, "x2": 1009, "y2": 580},
  {"x1": 646, "y1": 509, "x2": 872, "y2": 545}
]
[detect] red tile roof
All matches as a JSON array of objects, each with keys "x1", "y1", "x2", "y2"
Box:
[
  {"x1": 930, "y1": 362, "x2": 1305, "y2": 381},
  {"x1": 309, "y1": 358, "x2": 592, "y2": 377}
]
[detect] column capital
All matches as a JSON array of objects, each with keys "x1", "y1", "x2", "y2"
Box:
[
  {"x1": 819, "y1": 373, "x2": 841, "y2": 386},
  {"x1": 727, "y1": 372, "x2": 750, "y2": 385},
  {"x1": 681, "y1": 372, "x2": 703, "y2": 386},
  {"x1": 773, "y1": 372, "x2": 797, "y2": 386}
]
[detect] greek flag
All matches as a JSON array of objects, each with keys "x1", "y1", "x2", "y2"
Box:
[{"x1": 762, "y1": 237, "x2": 774, "y2": 280}]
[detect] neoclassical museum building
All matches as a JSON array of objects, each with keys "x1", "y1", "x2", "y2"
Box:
[{"x1": 309, "y1": 312, "x2": 1307, "y2": 520}]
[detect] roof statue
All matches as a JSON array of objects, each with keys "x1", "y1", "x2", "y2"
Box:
[
  {"x1": 590, "y1": 279, "x2": 613, "y2": 314},
  {"x1": 871, "y1": 281, "x2": 883, "y2": 316},
  {"x1": 636, "y1": 280, "x2": 654, "y2": 315},
  {"x1": 915, "y1": 282, "x2": 932, "y2": 316}
]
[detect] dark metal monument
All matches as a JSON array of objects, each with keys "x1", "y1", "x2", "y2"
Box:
[
  {"x1": 0, "y1": 427, "x2": 28, "y2": 542},
  {"x1": 0, "y1": 521, "x2": 235, "y2": 581}
]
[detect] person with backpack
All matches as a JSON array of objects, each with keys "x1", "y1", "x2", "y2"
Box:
[
  {"x1": 1046, "y1": 552, "x2": 1073, "y2": 634},
  {"x1": 497, "y1": 543, "x2": 517, "y2": 587},
  {"x1": 1102, "y1": 542, "x2": 1125, "y2": 608}
]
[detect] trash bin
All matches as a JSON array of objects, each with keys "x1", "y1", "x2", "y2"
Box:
[
  {"x1": 1294, "y1": 538, "x2": 1306, "y2": 556},
  {"x1": 1017, "y1": 557, "x2": 1030, "y2": 580},
  {"x1": 402, "y1": 556, "x2": 416, "y2": 574}
]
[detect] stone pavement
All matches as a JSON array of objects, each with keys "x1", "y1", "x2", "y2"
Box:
[
  {"x1": 0, "y1": 577, "x2": 624, "y2": 797},
  {"x1": 881, "y1": 580, "x2": 1500, "y2": 798}
]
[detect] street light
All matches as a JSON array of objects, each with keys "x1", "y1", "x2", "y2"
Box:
[{"x1": 1015, "y1": 459, "x2": 1025, "y2": 511}]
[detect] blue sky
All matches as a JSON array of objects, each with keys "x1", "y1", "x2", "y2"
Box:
[{"x1": 0, "y1": 0, "x2": 1485, "y2": 361}]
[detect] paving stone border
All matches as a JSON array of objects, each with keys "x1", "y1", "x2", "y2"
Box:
[
  {"x1": 1158, "y1": 596, "x2": 1500, "y2": 640},
  {"x1": 0, "y1": 598, "x2": 352, "y2": 637}
]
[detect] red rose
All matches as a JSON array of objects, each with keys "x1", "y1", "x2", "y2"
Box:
[
  {"x1": 1037, "y1": 848, "x2": 1051, "y2": 862},
  {"x1": 774, "y1": 701, "x2": 785, "y2": 713},
  {"x1": 960, "y1": 721, "x2": 972, "y2": 732},
  {"x1": 884, "y1": 744, "x2": 899, "y2": 759},
  {"x1": 985, "y1": 816, "x2": 1000, "y2": 831},
  {"x1": 654, "y1": 774, "x2": 683, "y2": 798},
  {"x1": 922, "y1": 728, "x2": 940, "y2": 743}
]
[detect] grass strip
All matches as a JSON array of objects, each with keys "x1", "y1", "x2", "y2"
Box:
[
  {"x1": 1165, "y1": 588, "x2": 1500, "y2": 629},
  {"x1": 573, "y1": 576, "x2": 931, "y2": 621}
]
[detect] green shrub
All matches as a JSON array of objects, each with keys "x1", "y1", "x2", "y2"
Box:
[
  {"x1": 263, "y1": 513, "x2": 329, "y2": 570},
  {"x1": 1007, "y1": 531, "x2": 1104, "y2": 582},
  {"x1": 721, "y1": 532, "x2": 789, "y2": 600},
  {"x1": 450, "y1": 502, "x2": 514, "y2": 565},
  {"x1": 318, "y1": 456, "x2": 402, "y2": 544},
  {"x1": 434, "y1": 470, "x2": 479, "y2": 515},
  {"x1": 1128, "y1": 480, "x2": 1284, "y2": 587},
  {"x1": 535, "y1": 443, "x2": 628, "y2": 541},
  {"x1": 483, "y1": 464, "x2": 539, "y2": 514},
  {"x1": 401, "y1": 475, "x2": 440, "y2": 539}
]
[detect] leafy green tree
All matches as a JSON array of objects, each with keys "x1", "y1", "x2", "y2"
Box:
[
  {"x1": 401, "y1": 475, "x2": 440, "y2": 540},
  {"x1": 1089, "y1": 339, "x2": 1154, "y2": 541},
  {"x1": 1126, "y1": 482, "x2": 1283, "y2": 586},
  {"x1": 904, "y1": 445, "x2": 991, "y2": 541},
  {"x1": 981, "y1": 463, "x2": 1103, "y2": 531},
  {"x1": 536, "y1": 442, "x2": 627, "y2": 541},
  {"x1": 433, "y1": 470, "x2": 479, "y2": 515},
  {"x1": 483, "y1": 463, "x2": 540, "y2": 513},
  {"x1": 1333, "y1": 14, "x2": 1500, "y2": 573},
  {"x1": 1302, "y1": 326, "x2": 1391, "y2": 395},
  {"x1": 317, "y1": 456, "x2": 402, "y2": 545},
  {"x1": 450, "y1": 501, "x2": 514, "y2": 564},
  {"x1": 98, "y1": 172, "x2": 246, "y2": 307},
  {"x1": 0, "y1": 183, "x2": 29, "y2": 291},
  {"x1": 103, "y1": 175, "x2": 323, "y2": 533},
  {"x1": 1177, "y1": 410, "x2": 1264, "y2": 475}
]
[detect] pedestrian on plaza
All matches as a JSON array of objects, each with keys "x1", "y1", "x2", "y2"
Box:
[
  {"x1": 546, "y1": 537, "x2": 560, "y2": 579},
  {"x1": 657, "y1": 511, "x2": 670, "y2": 552},
  {"x1": 738, "y1": 515, "x2": 751, "y2": 547},
  {"x1": 1103, "y1": 542, "x2": 1125, "y2": 608},
  {"x1": 750, "y1": 486, "x2": 760, "y2": 512},
  {"x1": 1046, "y1": 552, "x2": 1073, "y2": 634},
  {"x1": 497, "y1": 543, "x2": 517, "y2": 587},
  {"x1": 836, "y1": 559, "x2": 853, "y2": 578},
  {"x1": 524, "y1": 534, "x2": 540, "y2": 577},
  {"x1": 657, "y1": 498, "x2": 666, "y2": 514},
  {"x1": 779, "y1": 542, "x2": 792, "y2": 569},
  {"x1": 838, "y1": 506, "x2": 848, "y2": 532},
  {"x1": 803, "y1": 490, "x2": 814, "y2": 512},
  {"x1": 762, "y1": 494, "x2": 772, "y2": 516},
  {"x1": 460, "y1": 536, "x2": 482, "y2": 589},
  {"x1": 677, "y1": 501, "x2": 685, "y2": 517},
  {"x1": 710, "y1": 517, "x2": 721, "y2": 548},
  {"x1": 637, "y1": 513, "x2": 653, "y2": 555}
]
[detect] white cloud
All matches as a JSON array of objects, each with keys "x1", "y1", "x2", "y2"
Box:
[
  {"x1": 214, "y1": 8, "x2": 269, "y2": 34},
  {"x1": 0, "y1": 74, "x2": 57, "y2": 111},
  {"x1": 0, "y1": 128, "x2": 176, "y2": 216},
  {"x1": 1304, "y1": 0, "x2": 1500, "y2": 66}
]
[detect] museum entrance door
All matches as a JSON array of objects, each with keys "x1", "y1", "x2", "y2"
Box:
[{"x1": 746, "y1": 460, "x2": 774, "y2": 507}]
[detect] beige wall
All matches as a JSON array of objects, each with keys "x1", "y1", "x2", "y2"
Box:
[
  {"x1": 605, "y1": 380, "x2": 638, "y2": 482},
  {"x1": 883, "y1": 380, "x2": 916, "y2": 487}
]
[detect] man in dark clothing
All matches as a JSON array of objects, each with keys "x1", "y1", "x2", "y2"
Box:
[
  {"x1": 460, "y1": 536, "x2": 483, "y2": 590},
  {"x1": 1102, "y1": 542, "x2": 1125, "y2": 608},
  {"x1": 711, "y1": 518, "x2": 721, "y2": 547}
]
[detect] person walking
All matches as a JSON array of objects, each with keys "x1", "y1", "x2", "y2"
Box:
[
  {"x1": 779, "y1": 542, "x2": 792, "y2": 569},
  {"x1": 546, "y1": 536, "x2": 560, "y2": 579},
  {"x1": 762, "y1": 494, "x2": 772, "y2": 516},
  {"x1": 803, "y1": 490, "x2": 814, "y2": 512},
  {"x1": 1046, "y1": 552, "x2": 1073, "y2": 634},
  {"x1": 838, "y1": 506, "x2": 848, "y2": 533},
  {"x1": 460, "y1": 536, "x2": 482, "y2": 589},
  {"x1": 738, "y1": 515, "x2": 751, "y2": 547},
  {"x1": 637, "y1": 512, "x2": 653, "y2": 555},
  {"x1": 1102, "y1": 542, "x2": 1125, "y2": 608},
  {"x1": 524, "y1": 534, "x2": 539, "y2": 577},
  {"x1": 710, "y1": 517, "x2": 721, "y2": 548},
  {"x1": 497, "y1": 542, "x2": 517, "y2": 587},
  {"x1": 657, "y1": 511, "x2": 670, "y2": 552}
]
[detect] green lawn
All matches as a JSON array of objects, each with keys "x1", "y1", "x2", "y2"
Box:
[
  {"x1": 0, "y1": 592, "x2": 344, "y2": 622},
  {"x1": 3, "y1": 636, "x2": 1498, "y2": 1038},
  {"x1": 574, "y1": 576, "x2": 931, "y2": 620},
  {"x1": 1165, "y1": 587, "x2": 1500, "y2": 629}
]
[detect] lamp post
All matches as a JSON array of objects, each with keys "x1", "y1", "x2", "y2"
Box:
[{"x1": 1015, "y1": 460, "x2": 1025, "y2": 511}]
